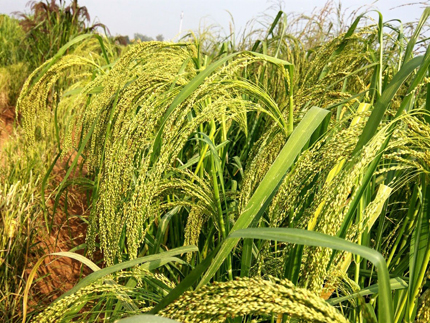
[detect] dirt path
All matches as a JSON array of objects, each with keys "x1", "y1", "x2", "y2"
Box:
[
  {"x1": 29, "y1": 187, "x2": 93, "y2": 305},
  {"x1": 0, "y1": 106, "x2": 14, "y2": 150},
  {"x1": 1, "y1": 107, "x2": 99, "y2": 312},
  {"x1": 27, "y1": 154, "x2": 103, "y2": 310}
]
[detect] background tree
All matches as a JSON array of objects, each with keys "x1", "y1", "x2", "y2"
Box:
[
  {"x1": 133, "y1": 33, "x2": 153, "y2": 42},
  {"x1": 16, "y1": 0, "x2": 106, "y2": 68}
]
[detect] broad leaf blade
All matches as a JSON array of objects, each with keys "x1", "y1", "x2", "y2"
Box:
[
  {"x1": 328, "y1": 277, "x2": 407, "y2": 305},
  {"x1": 230, "y1": 228, "x2": 393, "y2": 323},
  {"x1": 53, "y1": 245, "x2": 197, "y2": 304},
  {"x1": 352, "y1": 56, "x2": 422, "y2": 155},
  {"x1": 197, "y1": 107, "x2": 330, "y2": 288}
]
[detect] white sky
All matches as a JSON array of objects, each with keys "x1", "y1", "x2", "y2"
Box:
[{"x1": 1, "y1": 0, "x2": 429, "y2": 40}]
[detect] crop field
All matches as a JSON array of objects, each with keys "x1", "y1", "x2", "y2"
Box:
[{"x1": 2, "y1": 1, "x2": 430, "y2": 322}]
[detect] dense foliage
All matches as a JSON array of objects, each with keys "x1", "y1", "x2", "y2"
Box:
[{"x1": 2, "y1": 1, "x2": 430, "y2": 323}]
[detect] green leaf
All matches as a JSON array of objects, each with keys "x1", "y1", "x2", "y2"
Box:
[
  {"x1": 149, "y1": 245, "x2": 220, "y2": 314},
  {"x1": 398, "y1": 43, "x2": 430, "y2": 114},
  {"x1": 197, "y1": 106, "x2": 330, "y2": 288},
  {"x1": 337, "y1": 55, "x2": 426, "y2": 241},
  {"x1": 229, "y1": 228, "x2": 394, "y2": 323},
  {"x1": 52, "y1": 245, "x2": 197, "y2": 304},
  {"x1": 319, "y1": 14, "x2": 366, "y2": 80},
  {"x1": 50, "y1": 252, "x2": 101, "y2": 272},
  {"x1": 178, "y1": 141, "x2": 229, "y2": 170},
  {"x1": 328, "y1": 277, "x2": 407, "y2": 305},
  {"x1": 151, "y1": 51, "x2": 292, "y2": 163},
  {"x1": 352, "y1": 55, "x2": 423, "y2": 155},
  {"x1": 402, "y1": 8, "x2": 430, "y2": 64},
  {"x1": 407, "y1": 179, "x2": 430, "y2": 319},
  {"x1": 150, "y1": 206, "x2": 181, "y2": 254}
]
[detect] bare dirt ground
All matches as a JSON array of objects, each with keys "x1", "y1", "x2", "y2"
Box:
[
  {"x1": 1, "y1": 106, "x2": 100, "y2": 312},
  {"x1": 0, "y1": 105, "x2": 14, "y2": 150},
  {"x1": 27, "y1": 156, "x2": 104, "y2": 312},
  {"x1": 28, "y1": 186, "x2": 91, "y2": 304}
]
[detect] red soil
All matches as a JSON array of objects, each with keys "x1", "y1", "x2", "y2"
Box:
[
  {"x1": 0, "y1": 105, "x2": 14, "y2": 150},
  {"x1": 1, "y1": 106, "x2": 100, "y2": 312}
]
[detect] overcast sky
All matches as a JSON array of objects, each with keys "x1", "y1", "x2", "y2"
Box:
[{"x1": 1, "y1": 0, "x2": 429, "y2": 40}]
